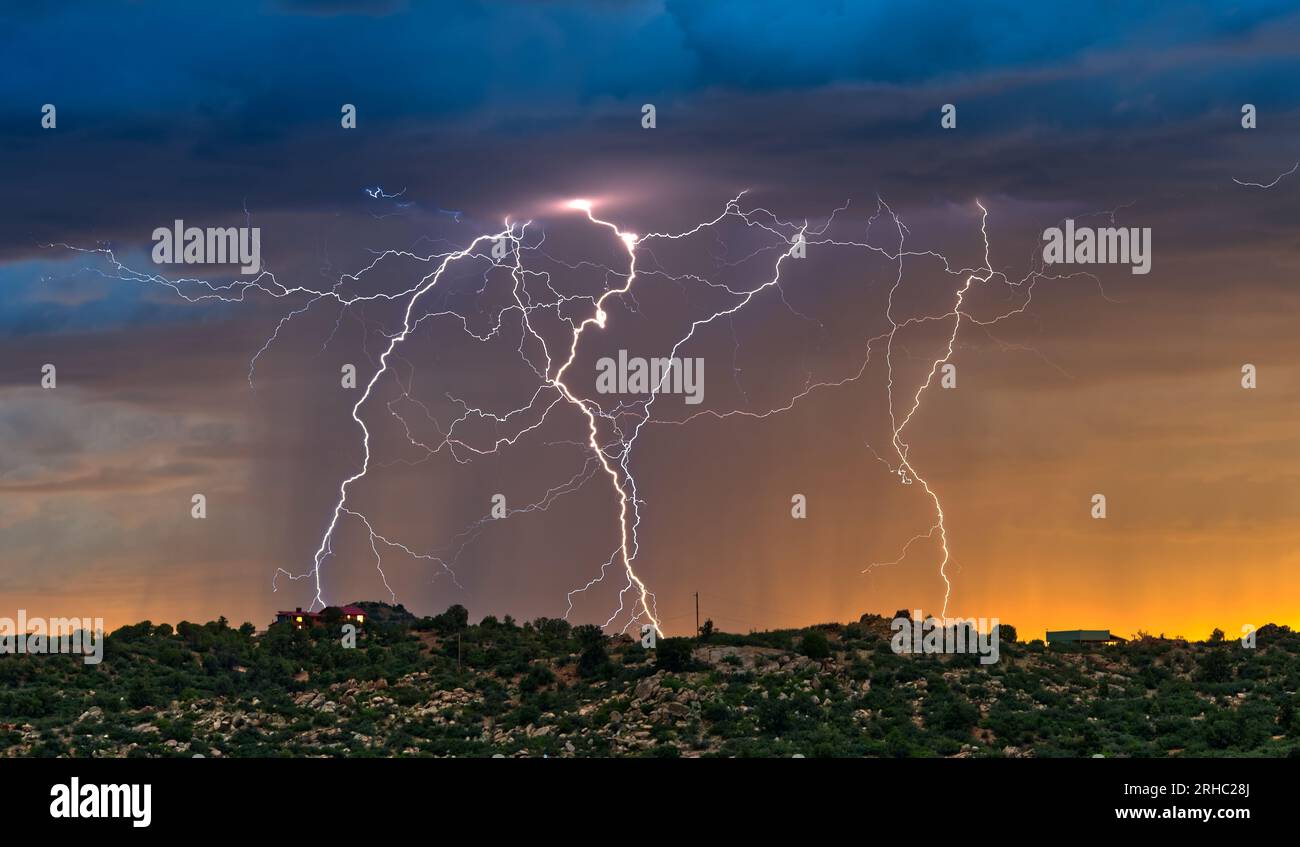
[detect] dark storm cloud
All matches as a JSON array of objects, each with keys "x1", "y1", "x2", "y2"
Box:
[
  {"x1": 7, "y1": 1, "x2": 1297, "y2": 124},
  {"x1": 3, "y1": 0, "x2": 1300, "y2": 265},
  {"x1": 662, "y1": 0, "x2": 1300, "y2": 87}
]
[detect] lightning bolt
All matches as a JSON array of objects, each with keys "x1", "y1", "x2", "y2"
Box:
[
  {"x1": 1233, "y1": 160, "x2": 1298, "y2": 189},
  {"x1": 49, "y1": 190, "x2": 1103, "y2": 633}
]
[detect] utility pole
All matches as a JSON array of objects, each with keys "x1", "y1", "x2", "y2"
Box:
[{"x1": 694, "y1": 592, "x2": 700, "y2": 638}]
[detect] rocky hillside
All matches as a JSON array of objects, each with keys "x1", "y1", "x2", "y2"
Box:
[{"x1": 2, "y1": 605, "x2": 1298, "y2": 757}]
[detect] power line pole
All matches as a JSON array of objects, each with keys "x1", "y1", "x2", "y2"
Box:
[{"x1": 695, "y1": 592, "x2": 700, "y2": 638}]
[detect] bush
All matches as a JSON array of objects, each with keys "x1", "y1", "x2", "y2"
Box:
[
  {"x1": 519, "y1": 664, "x2": 555, "y2": 693},
  {"x1": 1197, "y1": 648, "x2": 1233, "y2": 684},
  {"x1": 655, "y1": 638, "x2": 695, "y2": 672},
  {"x1": 800, "y1": 631, "x2": 831, "y2": 660},
  {"x1": 578, "y1": 640, "x2": 611, "y2": 680}
]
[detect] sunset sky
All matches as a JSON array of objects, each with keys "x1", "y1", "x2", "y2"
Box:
[{"x1": 3, "y1": 1, "x2": 1300, "y2": 640}]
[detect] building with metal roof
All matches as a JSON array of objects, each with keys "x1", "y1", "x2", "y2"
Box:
[{"x1": 1046, "y1": 629, "x2": 1126, "y2": 644}]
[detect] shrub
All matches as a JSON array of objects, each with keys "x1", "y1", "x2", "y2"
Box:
[
  {"x1": 800, "y1": 631, "x2": 831, "y2": 660},
  {"x1": 655, "y1": 638, "x2": 695, "y2": 672}
]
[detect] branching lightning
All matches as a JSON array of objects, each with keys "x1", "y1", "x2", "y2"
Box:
[{"x1": 50, "y1": 189, "x2": 1093, "y2": 632}]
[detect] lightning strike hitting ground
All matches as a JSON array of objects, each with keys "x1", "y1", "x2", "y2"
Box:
[{"x1": 50, "y1": 191, "x2": 1098, "y2": 633}]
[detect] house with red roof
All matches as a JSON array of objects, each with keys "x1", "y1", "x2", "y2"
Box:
[{"x1": 274, "y1": 605, "x2": 367, "y2": 630}]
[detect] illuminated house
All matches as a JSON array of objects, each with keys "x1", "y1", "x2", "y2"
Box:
[{"x1": 274, "y1": 605, "x2": 367, "y2": 630}]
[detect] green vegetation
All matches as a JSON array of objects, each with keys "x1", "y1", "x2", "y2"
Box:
[{"x1": 2, "y1": 607, "x2": 1298, "y2": 758}]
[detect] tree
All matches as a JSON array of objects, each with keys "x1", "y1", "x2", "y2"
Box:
[
  {"x1": 573, "y1": 624, "x2": 611, "y2": 679},
  {"x1": 126, "y1": 678, "x2": 156, "y2": 709},
  {"x1": 432, "y1": 604, "x2": 469, "y2": 635},
  {"x1": 1203, "y1": 712, "x2": 1244, "y2": 749},
  {"x1": 520, "y1": 663, "x2": 555, "y2": 693},
  {"x1": 996, "y1": 623, "x2": 1018, "y2": 644},
  {"x1": 926, "y1": 692, "x2": 978, "y2": 736},
  {"x1": 655, "y1": 637, "x2": 694, "y2": 672},
  {"x1": 578, "y1": 642, "x2": 611, "y2": 680},
  {"x1": 1279, "y1": 696, "x2": 1297, "y2": 736},
  {"x1": 801, "y1": 630, "x2": 831, "y2": 660},
  {"x1": 1198, "y1": 648, "x2": 1233, "y2": 683},
  {"x1": 531, "y1": 617, "x2": 571, "y2": 641},
  {"x1": 698, "y1": 619, "x2": 715, "y2": 642},
  {"x1": 573, "y1": 624, "x2": 604, "y2": 650}
]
